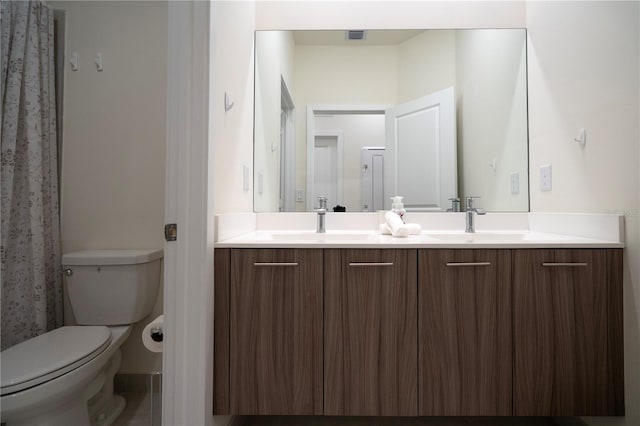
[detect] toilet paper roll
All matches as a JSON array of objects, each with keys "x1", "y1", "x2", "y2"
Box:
[{"x1": 142, "y1": 315, "x2": 164, "y2": 353}]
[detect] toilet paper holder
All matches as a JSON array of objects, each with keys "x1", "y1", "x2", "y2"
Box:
[
  {"x1": 142, "y1": 314, "x2": 164, "y2": 352},
  {"x1": 150, "y1": 327, "x2": 163, "y2": 342}
]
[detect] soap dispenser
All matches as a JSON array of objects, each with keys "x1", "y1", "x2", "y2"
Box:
[{"x1": 390, "y1": 196, "x2": 406, "y2": 223}]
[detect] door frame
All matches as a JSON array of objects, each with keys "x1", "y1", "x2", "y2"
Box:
[
  {"x1": 280, "y1": 78, "x2": 295, "y2": 212},
  {"x1": 305, "y1": 105, "x2": 387, "y2": 211},
  {"x1": 164, "y1": 2, "x2": 215, "y2": 425}
]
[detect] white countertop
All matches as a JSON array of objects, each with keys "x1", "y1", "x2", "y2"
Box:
[{"x1": 214, "y1": 212, "x2": 625, "y2": 249}]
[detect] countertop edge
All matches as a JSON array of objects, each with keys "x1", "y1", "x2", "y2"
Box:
[{"x1": 214, "y1": 241, "x2": 624, "y2": 249}]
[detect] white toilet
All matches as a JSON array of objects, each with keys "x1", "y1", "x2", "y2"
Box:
[{"x1": 0, "y1": 249, "x2": 162, "y2": 426}]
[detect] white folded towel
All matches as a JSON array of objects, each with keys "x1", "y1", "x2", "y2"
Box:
[
  {"x1": 379, "y1": 223, "x2": 422, "y2": 236},
  {"x1": 384, "y1": 212, "x2": 421, "y2": 237},
  {"x1": 385, "y1": 211, "x2": 408, "y2": 237}
]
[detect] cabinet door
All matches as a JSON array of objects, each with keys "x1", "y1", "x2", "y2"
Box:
[
  {"x1": 213, "y1": 249, "x2": 230, "y2": 415},
  {"x1": 324, "y1": 249, "x2": 418, "y2": 416},
  {"x1": 230, "y1": 249, "x2": 323, "y2": 415},
  {"x1": 419, "y1": 249, "x2": 512, "y2": 416},
  {"x1": 513, "y1": 249, "x2": 624, "y2": 416}
]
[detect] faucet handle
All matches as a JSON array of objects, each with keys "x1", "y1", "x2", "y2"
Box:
[
  {"x1": 316, "y1": 196, "x2": 328, "y2": 211},
  {"x1": 465, "y1": 196, "x2": 481, "y2": 210},
  {"x1": 447, "y1": 197, "x2": 461, "y2": 212}
]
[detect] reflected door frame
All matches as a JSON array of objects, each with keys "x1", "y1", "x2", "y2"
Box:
[
  {"x1": 281, "y1": 78, "x2": 295, "y2": 212},
  {"x1": 305, "y1": 105, "x2": 388, "y2": 212}
]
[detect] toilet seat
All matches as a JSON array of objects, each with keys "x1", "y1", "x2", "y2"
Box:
[{"x1": 1, "y1": 326, "x2": 111, "y2": 396}]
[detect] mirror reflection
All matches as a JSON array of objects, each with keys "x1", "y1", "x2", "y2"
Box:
[{"x1": 254, "y1": 29, "x2": 529, "y2": 213}]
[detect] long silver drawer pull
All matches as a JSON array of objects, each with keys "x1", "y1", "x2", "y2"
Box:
[
  {"x1": 349, "y1": 262, "x2": 394, "y2": 267},
  {"x1": 446, "y1": 262, "x2": 491, "y2": 267},
  {"x1": 542, "y1": 262, "x2": 588, "y2": 267},
  {"x1": 253, "y1": 262, "x2": 299, "y2": 267}
]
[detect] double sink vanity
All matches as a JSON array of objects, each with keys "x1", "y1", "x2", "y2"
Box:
[
  {"x1": 216, "y1": 26, "x2": 626, "y2": 420},
  {"x1": 212, "y1": 212, "x2": 625, "y2": 418}
]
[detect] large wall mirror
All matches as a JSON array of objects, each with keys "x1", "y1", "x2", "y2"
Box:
[{"x1": 254, "y1": 29, "x2": 529, "y2": 213}]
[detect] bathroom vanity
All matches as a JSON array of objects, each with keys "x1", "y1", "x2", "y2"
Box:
[{"x1": 212, "y1": 213, "x2": 625, "y2": 417}]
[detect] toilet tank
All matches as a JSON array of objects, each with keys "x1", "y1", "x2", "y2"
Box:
[{"x1": 62, "y1": 249, "x2": 163, "y2": 325}]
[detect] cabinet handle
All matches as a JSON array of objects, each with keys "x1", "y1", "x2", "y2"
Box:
[
  {"x1": 446, "y1": 262, "x2": 491, "y2": 267},
  {"x1": 253, "y1": 262, "x2": 299, "y2": 267},
  {"x1": 542, "y1": 262, "x2": 588, "y2": 267},
  {"x1": 349, "y1": 262, "x2": 394, "y2": 267}
]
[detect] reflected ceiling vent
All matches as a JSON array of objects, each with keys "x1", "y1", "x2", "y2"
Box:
[{"x1": 346, "y1": 30, "x2": 367, "y2": 41}]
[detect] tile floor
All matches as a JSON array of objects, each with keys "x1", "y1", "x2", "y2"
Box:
[{"x1": 113, "y1": 392, "x2": 160, "y2": 426}]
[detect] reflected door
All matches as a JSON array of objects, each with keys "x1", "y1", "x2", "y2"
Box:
[
  {"x1": 384, "y1": 87, "x2": 457, "y2": 211},
  {"x1": 311, "y1": 133, "x2": 343, "y2": 210}
]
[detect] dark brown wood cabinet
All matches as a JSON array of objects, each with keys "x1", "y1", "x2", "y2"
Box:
[
  {"x1": 513, "y1": 249, "x2": 624, "y2": 416},
  {"x1": 227, "y1": 249, "x2": 323, "y2": 415},
  {"x1": 324, "y1": 249, "x2": 418, "y2": 416},
  {"x1": 418, "y1": 249, "x2": 512, "y2": 416},
  {"x1": 213, "y1": 248, "x2": 231, "y2": 414},
  {"x1": 214, "y1": 247, "x2": 624, "y2": 417}
]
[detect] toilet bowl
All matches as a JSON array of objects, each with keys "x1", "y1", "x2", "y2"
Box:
[
  {"x1": 1, "y1": 326, "x2": 130, "y2": 426},
  {"x1": 0, "y1": 249, "x2": 162, "y2": 426}
]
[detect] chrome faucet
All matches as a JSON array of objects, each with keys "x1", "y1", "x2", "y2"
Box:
[
  {"x1": 465, "y1": 196, "x2": 486, "y2": 233},
  {"x1": 315, "y1": 196, "x2": 327, "y2": 233}
]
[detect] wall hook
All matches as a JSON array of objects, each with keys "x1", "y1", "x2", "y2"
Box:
[
  {"x1": 573, "y1": 128, "x2": 586, "y2": 148},
  {"x1": 224, "y1": 92, "x2": 234, "y2": 112},
  {"x1": 69, "y1": 52, "x2": 78, "y2": 71},
  {"x1": 95, "y1": 53, "x2": 103, "y2": 72}
]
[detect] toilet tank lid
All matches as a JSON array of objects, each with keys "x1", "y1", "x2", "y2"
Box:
[{"x1": 62, "y1": 249, "x2": 163, "y2": 266}]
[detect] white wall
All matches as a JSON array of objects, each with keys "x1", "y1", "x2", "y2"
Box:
[
  {"x1": 255, "y1": 1, "x2": 526, "y2": 31},
  {"x1": 527, "y1": 2, "x2": 639, "y2": 425},
  {"x1": 212, "y1": 1, "x2": 256, "y2": 214},
  {"x1": 53, "y1": 0, "x2": 167, "y2": 374},
  {"x1": 456, "y1": 29, "x2": 528, "y2": 211},
  {"x1": 397, "y1": 30, "x2": 456, "y2": 103}
]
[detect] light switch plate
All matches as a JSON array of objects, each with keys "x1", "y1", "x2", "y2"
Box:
[
  {"x1": 540, "y1": 164, "x2": 552, "y2": 191},
  {"x1": 295, "y1": 189, "x2": 304, "y2": 203},
  {"x1": 510, "y1": 172, "x2": 520, "y2": 194},
  {"x1": 243, "y1": 165, "x2": 250, "y2": 192}
]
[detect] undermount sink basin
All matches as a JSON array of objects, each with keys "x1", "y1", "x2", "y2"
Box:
[
  {"x1": 258, "y1": 231, "x2": 374, "y2": 241},
  {"x1": 427, "y1": 232, "x2": 529, "y2": 242}
]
